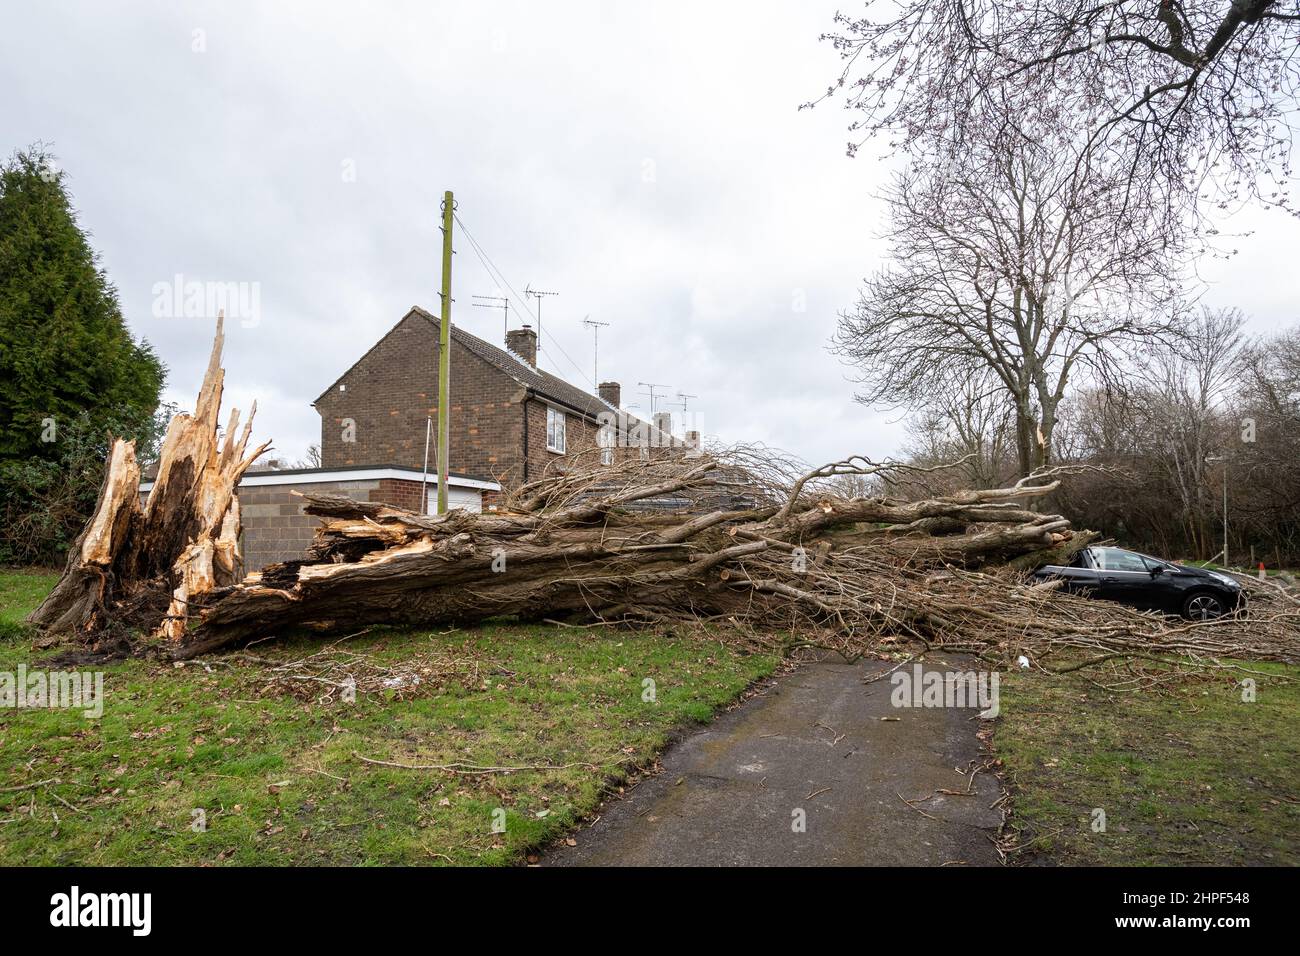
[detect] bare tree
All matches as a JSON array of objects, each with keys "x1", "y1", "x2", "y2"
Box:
[
  {"x1": 1135, "y1": 307, "x2": 1248, "y2": 555},
  {"x1": 832, "y1": 139, "x2": 1182, "y2": 476},
  {"x1": 1235, "y1": 325, "x2": 1300, "y2": 561},
  {"x1": 297, "y1": 443, "x2": 322, "y2": 469},
  {"x1": 900, "y1": 369, "x2": 1016, "y2": 489},
  {"x1": 1051, "y1": 314, "x2": 1300, "y2": 563},
  {"x1": 815, "y1": 0, "x2": 1300, "y2": 225}
]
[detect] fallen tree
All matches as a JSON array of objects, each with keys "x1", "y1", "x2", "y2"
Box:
[
  {"x1": 27, "y1": 320, "x2": 1300, "y2": 673},
  {"x1": 168, "y1": 460, "x2": 1084, "y2": 658}
]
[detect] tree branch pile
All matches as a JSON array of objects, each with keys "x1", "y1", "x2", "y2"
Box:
[{"x1": 27, "y1": 322, "x2": 1300, "y2": 672}]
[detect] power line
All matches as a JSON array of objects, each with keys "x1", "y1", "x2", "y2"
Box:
[
  {"x1": 472, "y1": 294, "x2": 509, "y2": 338},
  {"x1": 457, "y1": 217, "x2": 592, "y2": 388},
  {"x1": 452, "y1": 212, "x2": 598, "y2": 389}
]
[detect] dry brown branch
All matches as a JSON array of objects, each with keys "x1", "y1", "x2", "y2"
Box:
[{"x1": 351, "y1": 752, "x2": 604, "y2": 775}]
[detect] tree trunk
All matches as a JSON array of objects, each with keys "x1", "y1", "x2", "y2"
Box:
[
  {"x1": 28, "y1": 316, "x2": 269, "y2": 652},
  {"x1": 166, "y1": 470, "x2": 1080, "y2": 658}
]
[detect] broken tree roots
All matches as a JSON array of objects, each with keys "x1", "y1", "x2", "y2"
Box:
[{"x1": 28, "y1": 316, "x2": 269, "y2": 650}]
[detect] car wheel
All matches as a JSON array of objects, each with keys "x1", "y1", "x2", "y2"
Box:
[{"x1": 1182, "y1": 592, "x2": 1225, "y2": 620}]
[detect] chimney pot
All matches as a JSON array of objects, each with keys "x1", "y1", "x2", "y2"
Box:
[
  {"x1": 505, "y1": 324, "x2": 537, "y2": 366},
  {"x1": 598, "y1": 381, "x2": 621, "y2": 407},
  {"x1": 653, "y1": 411, "x2": 673, "y2": 445}
]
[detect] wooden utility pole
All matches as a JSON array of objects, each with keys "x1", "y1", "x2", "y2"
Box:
[{"x1": 437, "y1": 190, "x2": 454, "y2": 515}]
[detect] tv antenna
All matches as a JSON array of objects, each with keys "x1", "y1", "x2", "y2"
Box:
[
  {"x1": 638, "y1": 382, "x2": 669, "y2": 415},
  {"x1": 523, "y1": 285, "x2": 559, "y2": 353},
  {"x1": 675, "y1": 392, "x2": 698, "y2": 410},
  {"x1": 582, "y1": 316, "x2": 610, "y2": 385},
  {"x1": 472, "y1": 294, "x2": 509, "y2": 338}
]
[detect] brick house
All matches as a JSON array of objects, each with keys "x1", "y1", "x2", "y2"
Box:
[
  {"x1": 313, "y1": 305, "x2": 684, "y2": 496},
  {"x1": 142, "y1": 305, "x2": 686, "y2": 574}
]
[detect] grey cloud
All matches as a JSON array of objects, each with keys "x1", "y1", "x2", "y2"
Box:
[{"x1": 2, "y1": 0, "x2": 1293, "y2": 471}]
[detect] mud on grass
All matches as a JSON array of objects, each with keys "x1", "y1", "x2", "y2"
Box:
[
  {"x1": 0, "y1": 603, "x2": 777, "y2": 865},
  {"x1": 995, "y1": 661, "x2": 1300, "y2": 865}
]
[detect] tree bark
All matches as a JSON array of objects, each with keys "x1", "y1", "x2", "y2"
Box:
[
  {"x1": 167, "y1": 469, "x2": 1081, "y2": 658},
  {"x1": 28, "y1": 316, "x2": 269, "y2": 651}
]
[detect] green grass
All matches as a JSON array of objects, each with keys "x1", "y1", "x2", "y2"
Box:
[
  {"x1": 996, "y1": 661, "x2": 1300, "y2": 865},
  {"x1": 1186, "y1": 559, "x2": 1297, "y2": 580},
  {"x1": 0, "y1": 571, "x2": 776, "y2": 865},
  {"x1": 0, "y1": 568, "x2": 57, "y2": 637}
]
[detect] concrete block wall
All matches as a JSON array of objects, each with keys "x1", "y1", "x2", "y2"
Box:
[{"x1": 238, "y1": 477, "x2": 442, "y2": 573}]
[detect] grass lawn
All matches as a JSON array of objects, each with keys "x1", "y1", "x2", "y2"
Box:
[
  {"x1": 1187, "y1": 560, "x2": 1297, "y2": 581},
  {"x1": 0, "y1": 570, "x2": 776, "y2": 865},
  {"x1": 0, "y1": 568, "x2": 57, "y2": 634},
  {"x1": 996, "y1": 661, "x2": 1300, "y2": 865}
]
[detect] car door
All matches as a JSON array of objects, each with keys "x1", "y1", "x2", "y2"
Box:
[
  {"x1": 1089, "y1": 547, "x2": 1159, "y2": 609},
  {"x1": 1035, "y1": 547, "x2": 1104, "y2": 594},
  {"x1": 1136, "y1": 554, "x2": 1185, "y2": 613}
]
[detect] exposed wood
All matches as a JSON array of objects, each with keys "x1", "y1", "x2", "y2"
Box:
[
  {"x1": 28, "y1": 315, "x2": 269, "y2": 651},
  {"x1": 28, "y1": 439, "x2": 142, "y2": 636},
  {"x1": 166, "y1": 462, "x2": 1087, "y2": 657}
]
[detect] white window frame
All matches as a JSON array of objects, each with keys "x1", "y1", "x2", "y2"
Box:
[
  {"x1": 598, "y1": 419, "x2": 615, "y2": 466},
  {"x1": 546, "y1": 406, "x2": 567, "y2": 454}
]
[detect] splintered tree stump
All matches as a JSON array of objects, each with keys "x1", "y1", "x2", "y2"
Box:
[
  {"x1": 28, "y1": 439, "x2": 143, "y2": 636},
  {"x1": 28, "y1": 315, "x2": 269, "y2": 650}
]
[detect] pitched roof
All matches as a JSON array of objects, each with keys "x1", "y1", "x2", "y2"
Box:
[
  {"x1": 313, "y1": 306, "x2": 678, "y2": 445},
  {"x1": 410, "y1": 306, "x2": 611, "y2": 419}
]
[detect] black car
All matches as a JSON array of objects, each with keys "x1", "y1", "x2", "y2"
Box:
[{"x1": 1031, "y1": 546, "x2": 1245, "y2": 620}]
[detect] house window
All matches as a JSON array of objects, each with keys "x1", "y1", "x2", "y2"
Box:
[
  {"x1": 546, "y1": 407, "x2": 566, "y2": 453},
  {"x1": 598, "y1": 419, "x2": 615, "y2": 466}
]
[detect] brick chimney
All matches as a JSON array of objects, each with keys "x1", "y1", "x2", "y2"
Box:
[
  {"x1": 598, "y1": 381, "x2": 621, "y2": 407},
  {"x1": 506, "y1": 324, "x2": 537, "y2": 366},
  {"x1": 653, "y1": 411, "x2": 673, "y2": 444}
]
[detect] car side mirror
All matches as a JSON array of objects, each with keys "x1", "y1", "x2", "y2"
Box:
[{"x1": 1149, "y1": 566, "x2": 1165, "y2": 576}]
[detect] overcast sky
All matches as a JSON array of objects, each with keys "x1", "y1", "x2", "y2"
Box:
[{"x1": 3, "y1": 1, "x2": 1298, "y2": 469}]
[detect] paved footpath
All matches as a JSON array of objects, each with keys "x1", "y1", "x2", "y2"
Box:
[{"x1": 544, "y1": 656, "x2": 1003, "y2": 866}]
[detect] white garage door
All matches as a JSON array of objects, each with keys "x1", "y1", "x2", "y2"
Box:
[{"x1": 427, "y1": 486, "x2": 483, "y2": 514}]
